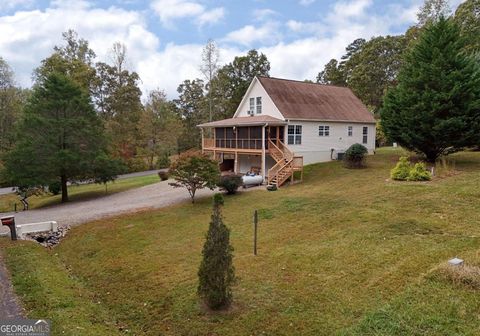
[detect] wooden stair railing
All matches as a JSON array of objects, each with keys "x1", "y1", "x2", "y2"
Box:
[{"x1": 267, "y1": 139, "x2": 298, "y2": 187}]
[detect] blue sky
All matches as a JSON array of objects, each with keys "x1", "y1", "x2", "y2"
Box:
[{"x1": 0, "y1": 0, "x2": 463, "y2": 97}]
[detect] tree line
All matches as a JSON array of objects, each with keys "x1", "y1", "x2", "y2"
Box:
[
  {"x1": 315, "y1": 0, "x2": 479, "y2": 147},
  {"x1": 0, "y1": 31, "x2": 271, "y2": 201},
  {"x1": 0, "y1": 0, "x2": 478, "y2": 200}
]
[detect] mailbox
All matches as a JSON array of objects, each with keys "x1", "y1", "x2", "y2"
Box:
[{"x1": 1, "y1": 216, "x2": 17, "y2": 240}]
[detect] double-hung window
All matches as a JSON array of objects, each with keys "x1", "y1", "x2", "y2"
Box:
[
  {"x1": 288, "y1": 125, "x2": 302, "y2": 145},
  {"x1": 319, "y1": 125, "x2": 330, "y2": 136},
  {"x1": 249, "y1": 98, "x2": 255, "y2": 114},
  {"x1": 348, "y1": 126, "x2": 353, "y2": 137},
  {"x1": 362, "y1": 126, "x2": 368, "y2": 144},
  {"x1": 256, "y1": 97, "x2": 262, "y2": 114}
]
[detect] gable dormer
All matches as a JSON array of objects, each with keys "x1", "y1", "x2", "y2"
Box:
[{"x1": 233, "y1": 77, "x2": 285, "y2": 120}]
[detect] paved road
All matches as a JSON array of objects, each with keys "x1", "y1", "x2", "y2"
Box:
[
  {"x1": 0, "y1": 169, "x2": 165, "y2": 196},
  {"x1": 0, "y1": 252, "x2": 24, "y2": 319}
]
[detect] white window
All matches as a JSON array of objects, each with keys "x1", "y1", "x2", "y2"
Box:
[
  {"x1": 256, "y1": 97, "x2": 262, "y2": 114},
  {"x1": 249, "y1": 98, "x2": 255, "y2": 114},
  {"x1": 318, "y1": 125, "x2": 330, "y2": 136},
  {"x1": 348, "y1": 126, "x2": 353, "y2": 137},
  {"x1": 288, "y1": 125, "x2": 302, "y2": 145},
  {"x1": 362, "y1": 126, "x2": 368, "y2": 144}
]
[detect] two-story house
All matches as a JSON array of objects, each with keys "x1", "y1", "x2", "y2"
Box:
[{"x1": 198, "y1": 76, "x2": 376, "y2": 187}]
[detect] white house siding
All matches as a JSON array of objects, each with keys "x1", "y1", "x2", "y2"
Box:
[
  {"x1": 285, "y1": 121, "x2": 376, "y2": 165},
  {"x1": 234, "y1": 79, "x2": 284, "y2": 119}
]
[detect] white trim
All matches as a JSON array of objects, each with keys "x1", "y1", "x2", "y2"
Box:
[{"x1": 286, "y1": 118, "x2": 376, "y2": 124}]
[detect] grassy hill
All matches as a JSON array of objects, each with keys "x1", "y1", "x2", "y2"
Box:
[{"x1": 1, "y1": 148, "x2": 479, "y2": 335}]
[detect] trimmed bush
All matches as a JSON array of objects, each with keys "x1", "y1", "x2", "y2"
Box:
[
  {"x1": 408, "y1": 162, "x2": 432, "y2": 181},
  {"x1": 217, "y1": 175, "x2": 243, "y2": 195},
  {"x1": 344, "y1": 143, "x2": 368, "y2": 168},
  {"x1": 158, "y1": 171, "x2": 169, "y2": 181},
  {"x1": 390, "y1": 157, "x2": 411, "y2": 181}
]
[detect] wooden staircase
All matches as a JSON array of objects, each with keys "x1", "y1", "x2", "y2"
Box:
[{"x1": 267, "y1": 139, "x2": 303, "y2": 188}]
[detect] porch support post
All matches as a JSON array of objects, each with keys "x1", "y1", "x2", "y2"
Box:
[
  {"x1": 261, "y1": 124, "x2": 266, "y2": 183},
  {"x1": 234, "y1": 151, "x2": 238, "y2": 174},
  {"x1": 201, "y1": 128, "x2": 204, "y2": 154}
]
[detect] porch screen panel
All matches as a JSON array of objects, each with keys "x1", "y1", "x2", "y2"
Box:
[
  {"x1": 225, "y1": 127, "x2": 234, "y2": 148},
  {"x1": 249, "y1": 126, "x2": 262, "y2": 149},
  {"x1": 238, "y1": 127, "x2": 248, "y2": 149},
  {"x1": 215, "y1": 128, "x2": 224, "y2": 148}
]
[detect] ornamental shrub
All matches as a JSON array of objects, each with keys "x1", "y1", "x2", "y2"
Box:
[
  {"x1": 407, "y1": 162, "x2": 432, "y2": 181},
  {"x1": 198, "y1": 193, "x2": 235, "y2": 310},
  {"x1": 344, "y1": 143, "x2": 369, "y2": 168},
  {"x1": 217, "y1": 175, "x2": 243, "y2": 195},
  {"x1": 390, "y1": 157, "x2": 411, "y2": 181}
]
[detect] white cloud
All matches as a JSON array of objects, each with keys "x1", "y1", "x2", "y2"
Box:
[
  {"x1": 253, "y1": 8, "x2": 277, "y2": 21},
  {"x1": 0, "y1": 0, "x2": 465, "y2": 100},
  {"x1": 0, "y1": 2, "x2": 159, "y2": 90},
  {"x1": 223, "y1": 21, "x2": 282, "y2": 46},
  {"x1": 197, "y1": 7, "x2": 225, "y2": 27},
  {"x1": 0, "y1": 0, "x2": 35, "y2": 11},
  {"x1": 286, "y1": 20, "x2": 326, "y2": 35},
  {"x1": 150, "y1": 0, "x2": 225, "y2": 28}
]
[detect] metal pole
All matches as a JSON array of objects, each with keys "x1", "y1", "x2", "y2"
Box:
[{"x1": 253, "y1": 210, "x2": 258, "y2": 256}]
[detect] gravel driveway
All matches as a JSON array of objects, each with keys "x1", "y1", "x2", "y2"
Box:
[
  {"x1": 1, "y1": 179, "x2": 250, "y2": 228},
  {"x1": 1, "y1": 179, "x2": 264, "y2": 230}
]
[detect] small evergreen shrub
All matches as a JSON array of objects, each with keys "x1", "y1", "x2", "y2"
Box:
[
  {"x1": 48, "y1": 181, "x2": 61, "y2": 195},
  {"x1": 158, "y1": 171, "x2": 169, "y2": 181},
  {"x1": 217, "y1": 175, "x2": 243, "y2": 195},
  {"x1": 390, "y1": 157, "x2": 411, "y2": 180},
  {"x1": 198, "y1": 193, "x2": 235, "y2": 310},
  {"x1": 407, "y1": 162, "x2": 432, "y2": 181},
  {"x1": 344, "y1": 143, "x2": 368, "y2": 168}
]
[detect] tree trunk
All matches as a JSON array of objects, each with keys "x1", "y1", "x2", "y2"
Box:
[
  {"x1": 61, "y1": 174, "x2": 69, "y2": 203},
  {"x1": 425, "y1": 152, "x2": 439, "y2": 164}
]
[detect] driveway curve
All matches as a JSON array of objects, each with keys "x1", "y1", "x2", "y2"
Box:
[{"x1": 1, "y1": 180, "x2": 246, "y2": 228}]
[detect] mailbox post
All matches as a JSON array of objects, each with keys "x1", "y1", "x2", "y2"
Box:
[{"x1": 1, "y1": 216, "x2": 17, "y2": 241}]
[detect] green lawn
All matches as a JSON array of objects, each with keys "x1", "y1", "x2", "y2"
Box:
[
  {"x1": 1, "y1": 148, "x2": 480, "y2": 335},
  {"x1": 0, "y1": 174, "x2": 160, "y2": 213}
]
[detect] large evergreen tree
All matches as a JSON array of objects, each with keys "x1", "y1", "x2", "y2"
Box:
[
  {"x1": 4, "y1": 73, "x2": 110, "y2": 202},
  {"x1": 198, "y1": 194, "x2": 235, "y2": 310},
  {"x1": 381, "y1": 17, "x2": 480, "y2": 162}
]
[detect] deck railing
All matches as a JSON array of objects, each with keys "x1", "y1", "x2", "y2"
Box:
[{"x1": 203, "y1": 138, "x2": 265, "y2": 150}]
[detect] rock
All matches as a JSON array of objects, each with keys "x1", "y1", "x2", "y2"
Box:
[{"x1": 24, "y1": 226, "x2": 70, "y2": 248}]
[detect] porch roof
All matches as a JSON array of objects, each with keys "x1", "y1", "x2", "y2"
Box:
[{"x1": 197, "y1": 115, "x2": 287, "y2": 128}]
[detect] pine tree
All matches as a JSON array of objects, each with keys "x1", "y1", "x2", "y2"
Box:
[
  {"x1": 198, "y1": 194, "x2": 235, "y2": 310},
  {"x1": 4, "y1": 73, "x2": 110, "y2": 202},
  {"x1": 380, "y1": 17, "x2": 480, "y2": 162}
]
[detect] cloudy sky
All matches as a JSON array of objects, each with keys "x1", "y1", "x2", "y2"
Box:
[{"x1": 0, "y1": 0, "x2": 463, "y2": 98}]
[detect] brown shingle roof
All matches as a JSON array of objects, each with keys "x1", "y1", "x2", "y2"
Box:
[
  {"x1": 197, "y1": 115, "x2": 286, "y2": 128},
  {"x1": 258, "y1": 77, "x2": 375, "y2": 123}
]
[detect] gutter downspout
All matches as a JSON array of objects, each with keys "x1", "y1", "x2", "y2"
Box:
[{"x1": 261, "y1": 124, "x2": 266, "y2": 183}]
